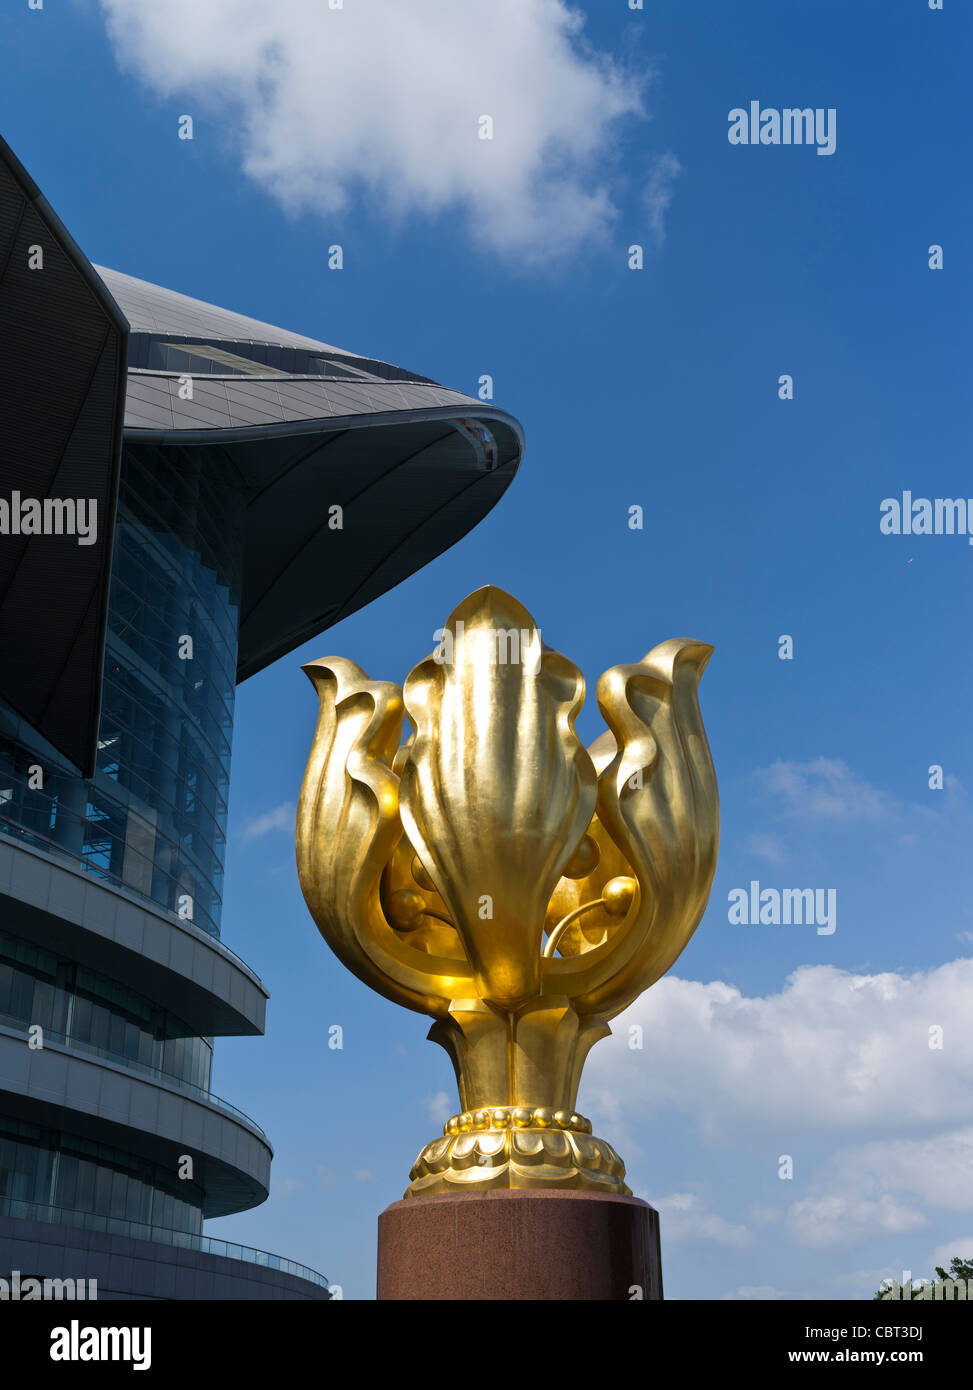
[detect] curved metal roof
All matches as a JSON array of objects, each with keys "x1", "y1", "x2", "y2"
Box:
[
  {"x1": 92, "y1": 265, "x2": 524, "y2": 683},
  {"x1": 94, "y1": 264, "x2": 346, "y2": 353}
]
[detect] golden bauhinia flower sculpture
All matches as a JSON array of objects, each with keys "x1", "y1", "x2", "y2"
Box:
[{"x1": 296, "y1": 587, "x2": 719, "y2": 1198}]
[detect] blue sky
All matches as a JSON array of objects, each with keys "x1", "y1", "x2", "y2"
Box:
[{"x1": 2, "y1": 0, "x2": 971, "y2": 1298}]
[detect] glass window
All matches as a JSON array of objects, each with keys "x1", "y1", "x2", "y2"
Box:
[
  {"x1": 0, "y1": 440, "x2": 244, "y2": 943},
  {"x1": 55, "y1": 1154, "x2": 78, "y2": 1210},
  {"x1": 76, "y1": 1156, "x2": 96, "y2": 1215},
  {"x1": 0, "y1": 929, "x2": 213, "y2": 1092}
]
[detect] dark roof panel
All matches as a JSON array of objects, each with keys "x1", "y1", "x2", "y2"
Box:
[{"x1": 0, "y1": 135, "x2": 128, "y2": 777}]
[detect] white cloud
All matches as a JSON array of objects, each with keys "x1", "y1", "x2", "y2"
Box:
[
  {"x1": 583, "y1": 959, "x2": 973, "y2": 1140},
  {"x1": 745, "y1": 832, "x2": 785, "y2": 864},
  {"x1": 241, "y1": 801, "x2": 295, "y2": 839},
  {"x1": 930, "y1": 1238, "x2": 973, "y2": 1269},
  {"x1": 755, "y1": 758, "x2": 893, "y2": 823},
  {"x1": 651, "y1": 1192, "x2": 751, "y2": 1247},
  {"x1": 787, "y1": 1192, "x2": 925, "y2": 1251},
  {"x1": 98, "y1": 0, "x2": 650, "y2": 261},
  {"x1": 718, "y1": 1285, "x2": 805, "y2": 1301},
  {"x1": 836, "y1": 1130, "x2": 973, "y2": 1214},
  {"x1": 830, "y1": 1266, "x2": 901, "y2": 1293},
  {"x1": 644, "y1": 152, "x2": 681, "y2": 243},
  {"x1": 744, "y1": 757, "x2": 971, "y2": 864},
  {"x1": 785, "y1": 1129, "x2": 973, "y2": 1250},
  {"x1": 422, "y1": 1090, "x2": 452, "y2": 1127}
]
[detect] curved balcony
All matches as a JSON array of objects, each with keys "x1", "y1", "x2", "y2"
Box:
[
  {"x1": 0, "y1": 1012, "x2": 265, "y2": 1137},
  {"x1": 0, "y1": 1026, "x2": 271, "y2": 1218},
  {"x1": 0, "y1": 1197, "x2": 328, "y2": 1291},
  {"x1": 0, "y1": 836, "x2": 267, "y2": 1039}
]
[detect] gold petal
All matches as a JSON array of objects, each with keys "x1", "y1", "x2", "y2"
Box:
[
  {"x1": 296, "y1": 657, "x2": 473, "y2": 1015},
  {"x1": 399, "y1": 587, "x2": 596, "y2": 1008},
  {"x1": 547, "y1": 640, "x2": 718, "y2": 1015},
  {"x1": 543, "y1": 732, "x2": 637, "y2": 957}
]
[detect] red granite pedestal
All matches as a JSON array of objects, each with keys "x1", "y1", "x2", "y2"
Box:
[{"x1": 377, "y1": 1189, "x2": 662, "y2": 1300}]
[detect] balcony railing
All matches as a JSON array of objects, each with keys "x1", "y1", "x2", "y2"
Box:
[
  {"x1": 0, "y1": 1015, "x2": 267, "y2": 1140},
  {"x1": 0, "y1": 1196, "x2": 329, "y2": 1291},
  {"x1": 0, "y1": 825, "x2": 264, "y2": 982}
]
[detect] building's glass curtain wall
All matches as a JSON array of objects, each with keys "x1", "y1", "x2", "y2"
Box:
[
  {"x1": 0, "y1": 930, "x2": 213, "y2": 1092},
  {"x1": 0, "y1": 443, "x2": 242, "y2": 1244},
  {"x1": 0, "y1": 1117, "x2": 204, "y2": 1236},
  {"x1": 0, "y1": 444, "x2": 244, "y2": 939}
]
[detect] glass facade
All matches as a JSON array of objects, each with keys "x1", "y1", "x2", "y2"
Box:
[
  {"x1": 0, "y1": 442, "x2": 245, "y2": 1236},
  {"x1": 0, "y1": 441, "x2": 244, "y2": 938},
  {"x1": 0, "y1": 1116, "x2": 203, "y2": 1236},
  {"x1": 0, "y1": 929, "x2": 212, "y2": 1092}
]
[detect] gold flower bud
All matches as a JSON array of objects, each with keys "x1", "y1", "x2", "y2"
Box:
[
  {"x1": 385, "y1": 889, "x2": 427, "y2": 930},
  {"x1": 602, "y1": 876, "x2": 637, "y2": 918},
  {"x1": 561, "y1": 834, "x2": 600, "y2": 880},
  {"x1": 411, "y1": 856, "x2": 436, "y2": 891}
]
